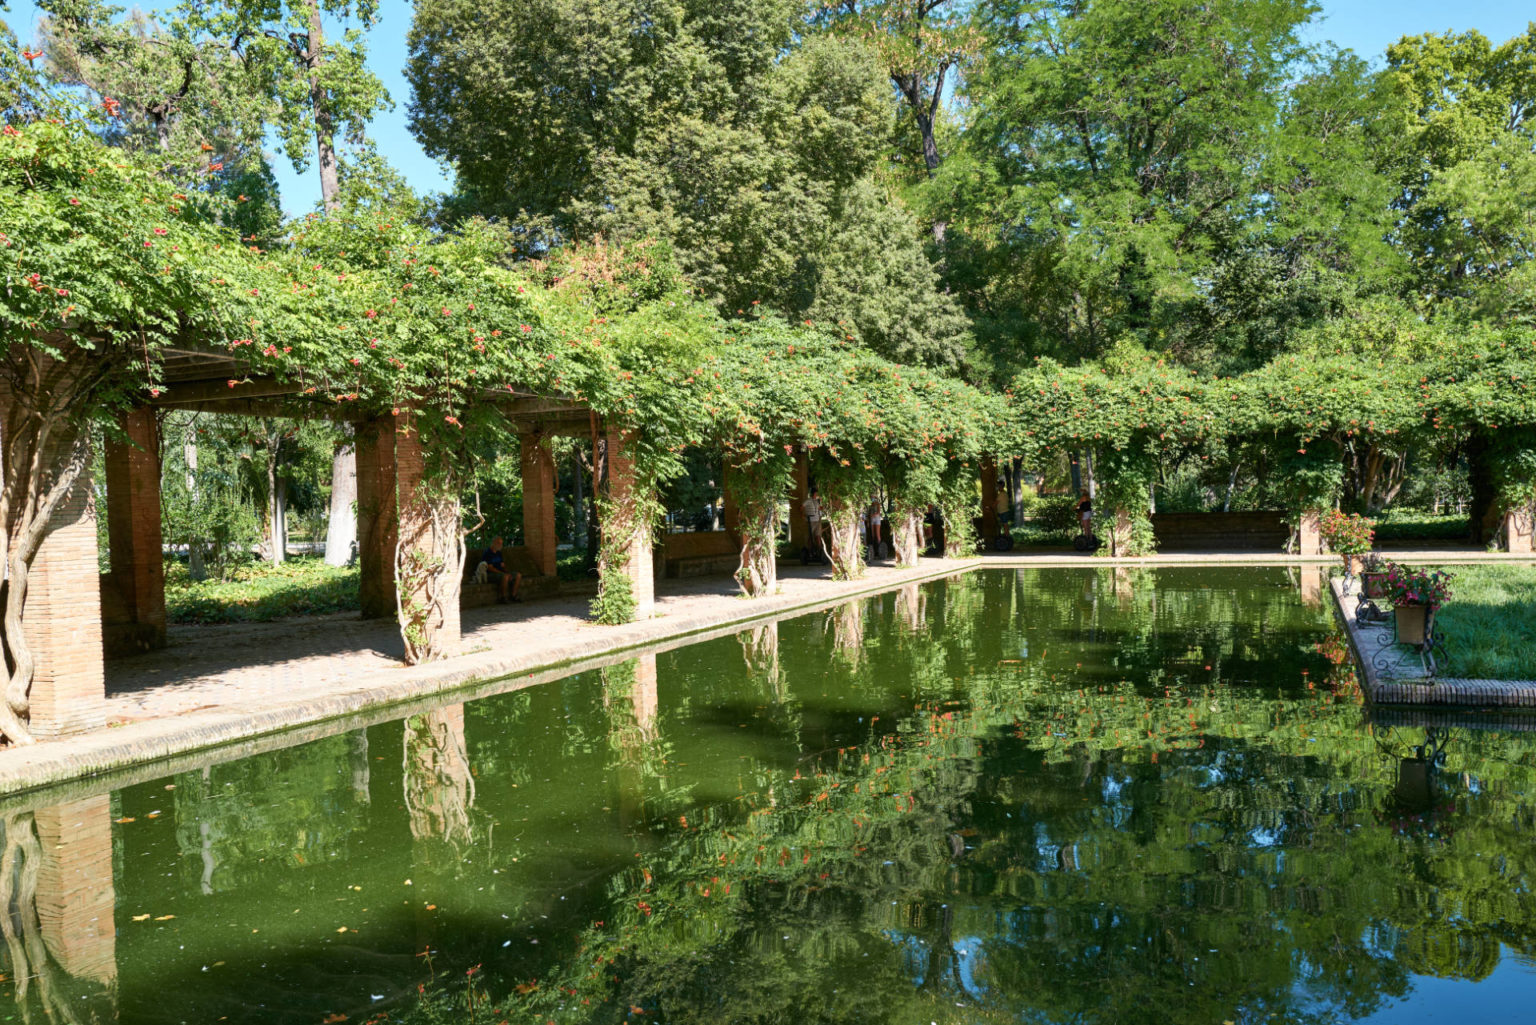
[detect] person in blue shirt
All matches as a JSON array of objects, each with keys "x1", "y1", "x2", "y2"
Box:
[{"x1": 479, "y1": 536, "x2": 521, "y2": 603}]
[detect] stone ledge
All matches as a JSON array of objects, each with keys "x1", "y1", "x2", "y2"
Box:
[{"x1": 1328, "y1": 576, "x2": 1536, "y2": 707}]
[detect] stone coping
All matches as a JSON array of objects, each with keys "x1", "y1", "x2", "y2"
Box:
[{"x1": 1328, "y1": 576, "x2": 1536, "y2": 709}]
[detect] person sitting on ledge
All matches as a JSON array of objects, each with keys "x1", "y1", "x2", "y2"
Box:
[{"x1": 476, "y1": 536, "x2": 522, "y2": 603}]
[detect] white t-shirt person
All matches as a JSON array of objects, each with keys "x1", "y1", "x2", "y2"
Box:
[{"x1": 802, "y1": 494, "x2": 821, "y2": 525}]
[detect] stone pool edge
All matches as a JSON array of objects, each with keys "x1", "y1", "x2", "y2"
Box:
[
  {"x1": 0, "y1": 559, "x2": 975, "y2": 801},
  {"x1": 1328, "y1": 576, "x2": 1536, "y2": 710}
]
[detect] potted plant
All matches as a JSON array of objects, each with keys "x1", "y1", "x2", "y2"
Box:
[
  {"x1": 1381, "y1": 564, "x2": 1454, "y2": 647},
  {"x1": 1361, "y1": 554, "x2": 1390, "y2": 599},
  {"x1": 1319, "y1": 510, "x2": 1376, "y2": 578}
]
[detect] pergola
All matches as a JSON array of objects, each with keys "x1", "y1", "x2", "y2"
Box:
[{"x1": 13, "y1": 343, "x2": 666, "y2": 740}]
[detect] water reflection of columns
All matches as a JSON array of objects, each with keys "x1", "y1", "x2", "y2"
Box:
[
  {"x1": 894, "y1": 583, "x2": 927, "y2": 634},
  {"x1": 403, "y1": 704, "x2": 476, "y2": 850},
  {"x1": 0, "y1": 797, "x2": 117, "y2": 1024},
  {"x1": 739, "y1": 623, "x2": 782, "y2": 701},
  {"x1": 1298, "y1": 566, "x2": 1322, "y2": 607},
  {"x1": 605, "y1": 655, "x2": 661, "y2": 836},
  {"x1": 830, "y1": 599, "x2": 865, "y2": 664},
  {"x1": 1113, "y1": 567, "x2": 1134, "y2": 609}
]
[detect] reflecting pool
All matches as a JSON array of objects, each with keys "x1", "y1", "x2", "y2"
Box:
[{"x1": 5, "y1": 567, "x2": 1536, "y2": 1024}]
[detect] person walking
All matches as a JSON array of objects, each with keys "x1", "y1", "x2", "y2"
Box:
[{"x1": 802, "y1": 487, "x2": 828, "y2": 564}]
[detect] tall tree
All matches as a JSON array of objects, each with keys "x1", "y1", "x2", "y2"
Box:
[
  {"x1": 408, "y1": 0, "x2": 972, "y2": 368},
  {"x1": 180, "y1": 0, "x2": 390, "y2": 210},
  {"x1": 1383, "y1": 26, "x2": 1536, "y2": 316},
  {"x1": 947, "y1": 0, "x2": 1324, "y2": 372}
]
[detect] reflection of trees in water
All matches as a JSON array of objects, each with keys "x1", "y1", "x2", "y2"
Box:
[
  {"x1": 0, "y1": 804, "x2": 115, "y2": 1025},
  {"x1": 403, "y1": 705, "x2": 476, "y2": 851},
  {"x1": 453, "y1": 635, "x2": 1536, "y2": 1025}
]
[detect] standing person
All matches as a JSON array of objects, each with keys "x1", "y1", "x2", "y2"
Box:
[
  {"x1": 867, "y1": 498, "x2": 886, "y2": 558},
  {"x1": 476, "y1": 536, "x2": 522, "y2": 603},
  {"x1": 1076, "y1": 490, "x2": 1094, "y2": 539},
  {"x1": 995, "y1": 486, "x2": 1012, "y2": 530},
  {"x1": 802, "y1": 487, "x2": 827, "y2": 564}
]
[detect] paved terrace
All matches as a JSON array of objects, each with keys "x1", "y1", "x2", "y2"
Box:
[{"x1": 2, "y1": 545, "x2": 1531, "y2": 799}]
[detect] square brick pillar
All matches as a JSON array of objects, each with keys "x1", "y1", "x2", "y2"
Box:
[
  {"x1": 104, "y1": 406, "x2": 166, "y2": 652},
  {"x1": 1298, "y1": 509, "x2": 1323, "y2": 557},
  {"x1": 605, "y1": 430, "x2": 655, "y2": 619},
  {"x1": 356, "y1": 413, "x2": 399, "y2": 619},
  {"x1": 980, "y1": 454, "x2": 999, "y2": 541},
  {"x1": 35, "y1": 796, "x2": 117, "y2": 985},
  {"x1": 1504, "y1": 507, "x2": 1534, "y2": 554},
  {"x1": 789, "y1": 448, "x2": 809, "y2": 553},
  {"x1": 721, "y1": 466, "x2": 740, "y2": 541},
  {"x1": 24, "y1": 446, "x2": 106, "y2": 738},
  {"x1": 519, "y1": 433, "x2": 558, "y2": 577},
  {"x1": 396, "y1": 419, "x2": 461, "y2": 656}
]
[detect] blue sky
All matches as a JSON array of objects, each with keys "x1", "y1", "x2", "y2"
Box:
[{"x1": 4, "y1": 0, "x2": 1532, "y2": 214}]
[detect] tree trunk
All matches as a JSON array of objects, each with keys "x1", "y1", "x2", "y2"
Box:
[
  {"x1": 304, "y1": 0, "x2": 340, "y2": 211},
  {"x1": 823, "y1": 495, "x2": 864, "y2": 581},
  {"x1": 324, "y1": 429, "x2": 357, "y2": 566},
  {"x1": 572, "y1": 448, "x2": 587, "y2": 551},
  {"x1": 892, "y1": 506, "x2": 924, "y2": 567},
  {"x1": 184, "y1": 423, "x2": 206, "y2": 581}
]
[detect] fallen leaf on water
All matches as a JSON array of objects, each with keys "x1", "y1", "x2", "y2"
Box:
[
  {"x1": 322, "y1": 1015, "x2": 348, "y2": 1023},
  {"x1": 336, "y1": 926, "x2": 349, "y2": 934},
  {"x1": 425, "y1": 904, "x2": 436, "y2": 911},
  {"x1": 131, "y1": 914, "x2": 151, "y2": 922},
  {"x1": 154, "y1": 915, "x2": 175, "y2": 921},
  {"x1": 115, "y1": 817, "x2": 136, "y2": 824},
  {"x1": 146, "y1": 811, "x2": 162, "y2": 819}
]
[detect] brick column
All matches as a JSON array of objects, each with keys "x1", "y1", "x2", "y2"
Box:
[
  {"x1": 1298, "y1": 509, "x2": 1323, "y2": 557},
  {"x1": 1504, "y1": 506, "x2": 1534, "y2": 554},
  {"x1": 356, "y1": 413, "x2": 399, "y2": 619},
  {"x1": 396, "y1": 420, "x2": 461, "y2": 657},
  {"x1": 24, "y1": 447, "x2": 106, "y2": 738},
  {"x1": 789, "y1": 449, "x2": 809, "y2": 553},
  {"x1": 980, "y1": 454, "x2": 999, "y2": 542},
  {"x1": 604, "y1": 431, "x2": 655, "y2": 619},
  {"x1": 721, "y1": 468, "x2": 741, "y2": 541},
  {"x1": 34, "y1": 796, "x2": 117, "y2": 985},
  {"x1": 104, "y1": 406, "x2": 166, "y2": 653},
  {"x1": 519, "y1": 434, "x2": 558, "y2": 577}
]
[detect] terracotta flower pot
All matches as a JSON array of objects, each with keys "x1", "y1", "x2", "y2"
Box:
[{"x1": 1395, "y1": 603, "x2": 1432, "y2": 647}]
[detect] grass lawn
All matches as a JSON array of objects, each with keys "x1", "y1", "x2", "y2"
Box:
[
  {"x1": 1429, "y1": 565, "x2": 1536, "y2": 680},
  {"x1": 165, "y1": 556, "x2": 360, "y2": 624}
]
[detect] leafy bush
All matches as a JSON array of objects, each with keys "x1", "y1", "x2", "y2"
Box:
[
  {"x1": 1381, "y1": 563, "x2": 1454, "y2": 609},
  {"x1": 165, "y1": 557, "x2": 359, "y2": 624},
  {"x1": 1373, "y1": 510, "x2": 1469, "y2": 541}
]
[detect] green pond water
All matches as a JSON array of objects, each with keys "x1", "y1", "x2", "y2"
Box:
[{"x1": 5, "y1": 567, "x2": 1536, "y2": 1025}]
